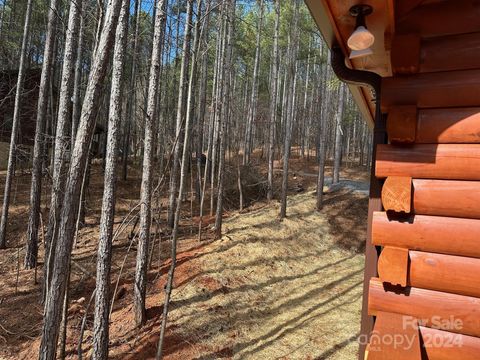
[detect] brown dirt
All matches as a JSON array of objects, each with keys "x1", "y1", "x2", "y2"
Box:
[{"x1": 0, "y1": 155, "x2": 369, "y2": 359}]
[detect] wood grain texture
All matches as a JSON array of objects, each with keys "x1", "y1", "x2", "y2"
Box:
[
  {"x1": 381, "y1": 70, "x2": 480, "y2": 110},
  {"x1": 413, "y1": 179, "x2": 480, "y2": 219},
  {"x1": 372, "y1": 212, "x2": 480, "y2": 258},
  {"x1": 391, "y1": 31, "x2": 480, "y2": 75},
  {"x1": 416, "y1": 108, "x2": 480, "y2": 144},
  {"x1": 420, "y1": 33, "x2": 480, "y2": 73},
  {"x1": 378, "y1": 249, "x2": 480, "y2": 298},
  {"x1": 420, "y1": 326, "x2": 480, "y2": 360},
  {"x1": 376, "y1": 144, "x2": 480, "y2": 180},
  {"x1": 378, "y1": 247, "x2": 409, "y2": 287},
  {"x1": 366, "y1": 311, "x2": 421, "y2": 360},
  {"x1": 381, "y1": 176, "x2": 412, "y2": 213},
  {"x1": 409, "y1": 251, "x2": 480, "y2": 298},
  {"x1": 396, "y1": 0, "x2": 480, "y2": 38},
  {"x1": 386, "y1": 106, "x2": 417, "y2": 144},
  {"x1": 391, "y1": 34, "x2": 420, "y2": 75},
  {"x1": 368, "y1": 277, "x2": 480, "y2": 338}
]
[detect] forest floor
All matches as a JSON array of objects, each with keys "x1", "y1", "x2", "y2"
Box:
[{"x1": 0, "y1": 154, "x2": 369, "y2": 359}]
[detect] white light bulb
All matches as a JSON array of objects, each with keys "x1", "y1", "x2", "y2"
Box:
[{"x1": 347, "y1": 26, "x2": 375, "y2": 51}]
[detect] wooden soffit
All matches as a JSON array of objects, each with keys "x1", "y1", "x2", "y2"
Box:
[{"x1": 304, "y1": 0, "x2": 395, "y2": 127}]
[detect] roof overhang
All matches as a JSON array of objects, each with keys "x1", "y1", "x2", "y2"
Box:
[{"x1": 304, "y1": 0, "x2": 395, "y2": 128}]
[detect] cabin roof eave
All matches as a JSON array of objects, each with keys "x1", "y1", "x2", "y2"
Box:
[{"x1": 305, "y1": 0, "x2": 394, "y2": 128}]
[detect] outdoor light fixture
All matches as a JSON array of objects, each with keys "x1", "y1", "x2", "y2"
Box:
[{"x1": 347, "y1": 4, "x2": 374, "y2": 59}]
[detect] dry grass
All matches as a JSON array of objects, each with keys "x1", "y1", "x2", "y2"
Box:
[
  {"x1": 0, "y1": 158, "x2": 369, "y2": 360},
  {"x1": 154, "y1": 189, "x2": 366, "y2": 360}
]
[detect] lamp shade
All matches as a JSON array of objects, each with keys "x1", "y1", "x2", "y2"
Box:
[
  {"x1": 349, "y1": 47, "x2": 373, "y2": 59},
  {"x1": 347, "y1": 25, "x2": 375, "y2": 51}
]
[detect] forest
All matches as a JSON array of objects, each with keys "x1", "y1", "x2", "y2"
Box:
[{"x1": 0, "y1": 0, "x2": 372, "y2": 359}]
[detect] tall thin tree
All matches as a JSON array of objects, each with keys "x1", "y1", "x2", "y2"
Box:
[
  {"x1": 0, "y1": 0, "x2": 33, "y2": 249},
  {"x1": 133, "y1": 0, "x2": 167, "y2": 327},
  {"x1": 167, "y1": 0, "x2": 194, "y2": 228},
  {"x1": 243, "y1": 0, "x2": 264, "y2": 165},
  {"x1": 333, "y1": 83, "x2": 345, "y2": 184},
  {"x1": 39, "y1": 0, "x2": 124, "y2": 357},
  {"x1": 279, "y1": 0, "x2": 299, "y2": 220},
  {"x1": 92, "y1": 0, "x2": 130, "y2": 357},
  {"x1": 214, "y1": 0, "x2": 235, "y2": 239},
  {"x1": 44, "y1": 0, "x2": 84, "y2": 298},
  {"x1": 24, "y1": 0, "x2": 58, "y2": 268},
  {"x1": 267, "y1": 0, "x2": 280, "y2": 201}
]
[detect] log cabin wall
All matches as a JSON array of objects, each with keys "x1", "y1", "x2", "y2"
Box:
[{"x1": 364, "y1": 1, "x2": 480, "y2": 359}]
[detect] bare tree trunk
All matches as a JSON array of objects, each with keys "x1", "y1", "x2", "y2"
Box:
[
  {"x1": 167, "y1": 0, "x2": 194, "y2": 228},
  {"x1": 198, "y1": 10, "x2": 224, "y2": 235},
  {"x1": 156, "y1": 2, "x2": 200, "y2": 356},
  {"x1": 92, "y1": 0, "x2": 129, "y2": 358},
  {"x1": 333, "y1": 84, "x2": 345, "y2": 184},
  {"x1": 195, "y1": 0, "x2": 211, "y2": 203},
  {"x1": 39, "y1": 0, "x2": 123, "y2": 357},
  {"x1": 267, "y1": 0, "x2": 279, "y2": 201},
  {"x1": 316, "y1": 46, "x2": 329, "y2": 210},
  {"x1": 71, "y1": 1, "x2": 85, "y2": 148},
  {"x1": 279, "y1": 0, "x2": 299, "y2": 220},
  {"x1": 24, "y1": 0, "x2": 58, "y2": 268},
  {"x1": 209, "y1": 10, "x2": 228, "y2": 216},
  {"x1": 43, "y1": 0, "x2": 83, "y2": 299},
  {"x1": 214, "y1": 0, "x2": 234, "y2": 239},
  {"x1": 133, "y1": 0, "x2": 167, "y2": 327},
  {"x1": 0, "y1": 0, "x2": 33, "y2": 249},
  {"x1": 122, "y1": 0, "x2": 141, "y2": 181},
  {"x1": 242, "y1": 0, "x2": 263, "y2": 165}
]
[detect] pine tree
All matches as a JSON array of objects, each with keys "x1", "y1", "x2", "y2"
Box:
[{"x1": 0, "y1": 0, "x2": 33, "y2": 249}]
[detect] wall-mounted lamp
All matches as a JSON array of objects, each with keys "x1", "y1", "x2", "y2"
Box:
[{"x1": 347, "y1": 4, "x2": 374, "y2": 59}]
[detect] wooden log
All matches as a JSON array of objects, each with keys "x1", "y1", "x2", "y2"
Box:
[
  {"x1": 386, "y1": 107, "x2": 480, "y2": 144},
  {"x1": 421, "y1": 33, "x2": 480, "y2": 73},
  {"x1": 392, "y1": 32, "x2": 480, "y2": 74},
  {"x1": 413, "y1": 179, "x2": 480, "y2": 219},
  {"x1": 386, "y1": 106, "x2": 417, "y2": 144},
  {"x1": 368, "y1": 277, "x2": 480, "y2": 338},
  {"x1": 391, "y1": 34, "x2": 420, "y2": 75},
  {"x1": 378, "y1": 249, "x2": 480, "y2": 298},
  {"x1": 381, "y1": 176, "x2": 412, "y2": 213},
  {"x1": 381, "y1": 69, "x2": 480, "y2": 111},
  {"x1": 409, "y1": 251, "x2": 480, "y2": 299},
  {"x1": 416, "y1": 108, "x2": 480, "y2": 144},
  {"x1": 420, "y1": 326, "x2": 480, "y2": 360},
  {"x1": 396, "y1": 0, "x2": 480, "y2": 38},
  {"x1": 382, "y1": 177, "x2": 480, "y2": 218},
  {"x1": 366, "y1": 311, "x2": 422, "y2": 360},
  {"x1": 378, "y1": 247, "x2": 409, "y2": 287},
  {"x1": 372, "y1": 212, "x2": 480, "y2": 258},
  {"x1": 376, "y1": 144, "x2": 480, "y2": 180}
]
